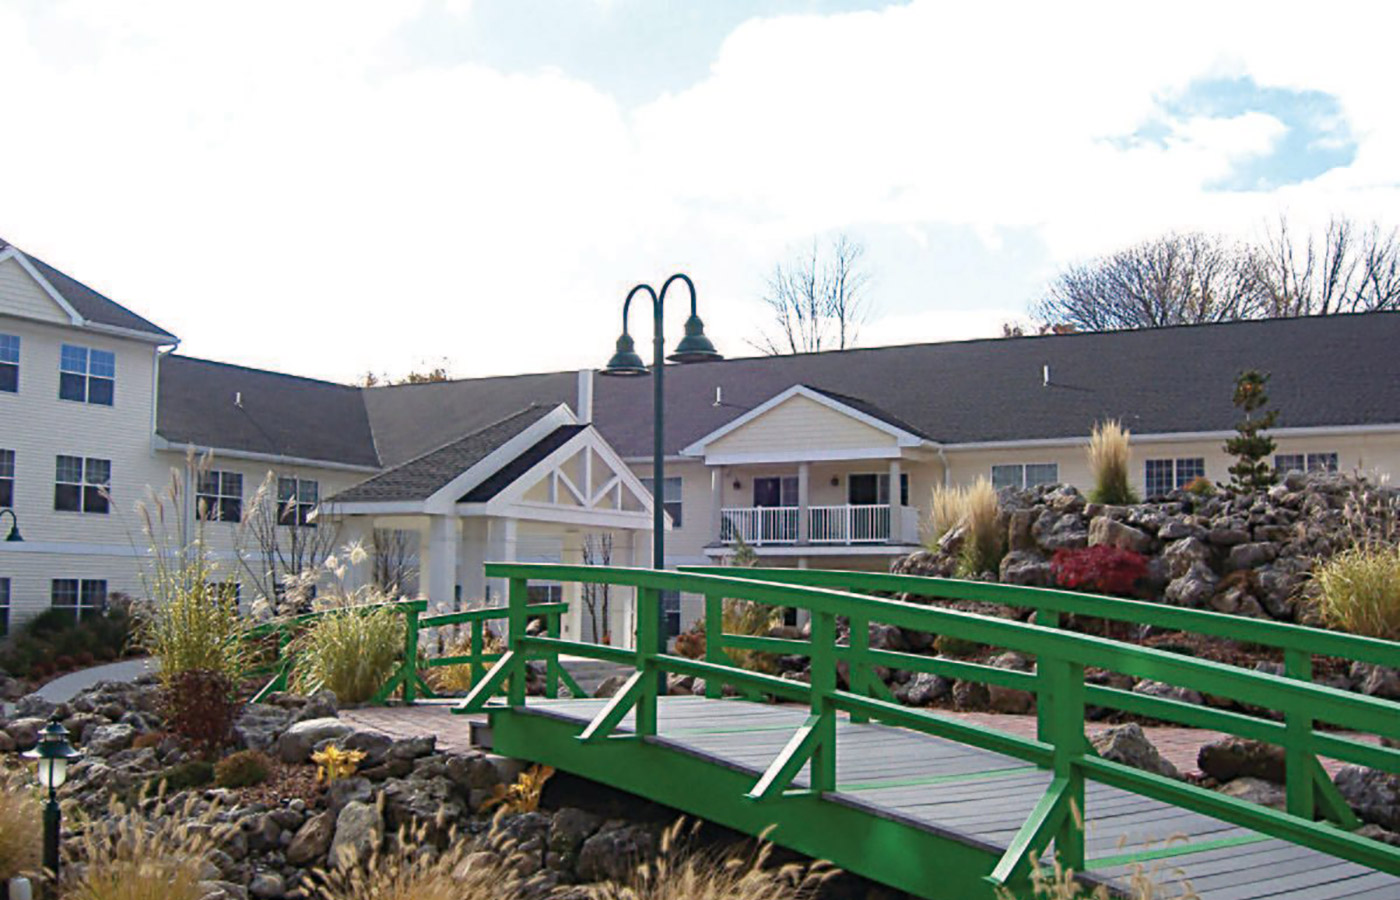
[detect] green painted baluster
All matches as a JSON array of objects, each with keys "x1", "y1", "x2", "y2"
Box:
[
  {"x1": 809, "y1": 609, "x2": 837, "y2": 793},
  {"x1": 1283, "y1": 648, "x2": 1315, "y2": 820},
  {"x1": 507, "y1": 577, "x2": 528, "y2": 707},
  {"x1": 402, "y1": 604, "x2": 420, "y2": 705},
  {"x1": 545, "y1": 612, "x2": 561, "y2": 699},
  {"x1": 1034, "y1": 609, "x2": 1060, "y2": 742},
  {"x1": 636, "y1": 586, "x2": 660, "y2": 737},
  {"x1": 704, "y1": 593, "x2": 723, "y2": 699},
  {"x1": 1042, "y1": 654, "x2": 1086, "y2": 871},
  {"x1": 470, "y1": 620, "x2": 486, "y2": 689},
  {"x1": 848, "y1": 613, "x2": 870, "y2": 724}
]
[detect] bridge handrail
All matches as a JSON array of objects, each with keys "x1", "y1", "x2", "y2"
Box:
[
  {"x1": 679, "y1": 566, "x2": 1400, "y2": 668},
  {"x1": 461, "y1": 562, "x2": 1400, "y2": 885},
  {"x1": 245, "y1": 598, "x2": 576, "y2": 704}
]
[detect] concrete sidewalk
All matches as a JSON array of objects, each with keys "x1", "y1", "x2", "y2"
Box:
[{"x1": 31, "y1": 657, "x2": 158, "y2": 704}]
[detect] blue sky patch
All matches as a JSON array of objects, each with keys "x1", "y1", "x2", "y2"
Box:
[{"x1": 1121, "y1": 76, "x2": 1356, "y2": 191}]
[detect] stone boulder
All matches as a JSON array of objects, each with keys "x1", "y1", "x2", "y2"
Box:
[
  {"x1": 893, "y1": 672, "x2": 950, "y2": 707},
  {"x1": 85, "y1": 723, "x2": 136, "y2": 756},
  {"x1": 4, "y1": 717, "x2": 46, "y2": 751},
  {"x1": 1088, "y1": 517, "x2": 1152, "y2": 554},
  {"x1": 576, "y1": 823, "x2": 658, "y2": 883},
  {"x1": 1197, "y1": 737, "x2": 1286, "y2": 784},
  {"x1": 276, "y1": 718, "x2": 353, "y2": 764},
  {"x1": 1218, "y1": 777, "x2": 1286, "y2": 809},
  {"x1": 999, "y1": 550, "x2": 1052, "y2": 587},
  {"x1": 1225, "y1": 542, "x2": 1278, "y2": 572},
  {"x1": 1334, "y1": 766, "x2": 1400, "y2": 831},
  {"x1": 1164, "y1": 562, "x2": 1218, "y2": 608},
  {"x1": 330, "y1": 800, "x2": 383, "y2": 868},
  {"x1": 234, "y1": 704, "x2": 294, "y2": 753},
  {"x1": 1091, "y1": 723, "x2": 1180, "y2": 780},
  {"x1": 286, "y1": 812, "x2": 336, "y2": 866},
  {"x1": 1350, "y1": 663, "x2": 1400, "y2": 701}
]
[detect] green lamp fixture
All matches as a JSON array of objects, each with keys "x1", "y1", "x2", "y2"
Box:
[{"x1": 1, "y1": 509, "x2": 20, "y2": 542}]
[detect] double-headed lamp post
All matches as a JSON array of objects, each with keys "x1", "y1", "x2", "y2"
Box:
[
  {"x1": 599, "y1": 273, "x2": 722, "y2": 573},
  {"x1": 0, "y1": 509, "x2": 21, "y2": 542},
  {"x1": 23, "y1": 716, "x2": 80, "y2": 890}
]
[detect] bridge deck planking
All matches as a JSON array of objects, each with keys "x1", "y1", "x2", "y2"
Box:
[{"x1": 510, "y1": 696, "x2": 1398, "y2": 900}]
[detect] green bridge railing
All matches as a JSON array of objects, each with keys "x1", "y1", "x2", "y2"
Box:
[
  {"x1": 457, "y1": 563, "x2": 1400, "y2": 889},
  {"x1": 246, "y1": 597, "x2": 581, "y2": 705}
]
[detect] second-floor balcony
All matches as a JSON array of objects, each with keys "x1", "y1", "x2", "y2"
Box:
[{"x1": 719, "y1": 503, "x2": 920, "y2": 547}]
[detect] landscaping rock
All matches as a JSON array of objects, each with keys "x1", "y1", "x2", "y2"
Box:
[
  {"x1": 15, "y1": 694, "x2": 58, "y2": 719},
  {"x1": 547, "y1": 807, "x2": 603, "y2": 871},
  {"x1": 4, "y1": 717, "x2": 44, "y2": 750},
  {"x1": 286, "y1": 812, "x2": 336, "y2": 866},
  {"x1": 275, "y1": 718, "x2": 353, "y2": 764},
  {"x1": 234, "y1": 705, "x2": 294, "y2": 753},
  {"x1": 1350, "y1": 663, "x2": 1400, "y2": 701},
  {"x1": 576, "y1": 823, "x2": 658, "y2": 883},
  {"x1": 330, "y1": 800, "x2": 383, "y2": 867},
  {"x1": 248, "y1": 872, "x2": 285, "y2": 899},
  {"x1": 1197, "y1": 737, "x2": 1286, "y2": 784},
  {"x1": 1226, "y1": 542, "x2": 1278, "y2": 571},
  {"x1": 1218, "y1": 777, "x2": 1286, "y2": 809},
  {"x1": 1091, "y1": 724, "x2": 1180, "y2": 780},
  {"x1": 951, "y1": 679, "x2": 989, "y2": 711},
  {"x1": 1162, "y1": 537, "x2": 1211, "y2": 578},
  {"x1": 999, "y1": 550, "x2": 1052, "y2": 587},
  {"x1": 894, "y1": 672, "x2": 951, "y2": 706},
  {"x1": 1131, "y1": 680, "x2": 1204, "y2": 706},
  {"x1": 85, "y1": 723, "x2": 136, "y2": 756},
  {"x1": 1163, "y1": 562, "x2": 1217, "y2": 608},
  {"x1": 593, "y1": 674, "x2": 630, "y2": 699},
  {"x1": 1334, "y1": 765, "x2": 1400, "y2": 831},
  {"x1": 1088, "y1": 517, "x2": 1152, "y2": 553}
]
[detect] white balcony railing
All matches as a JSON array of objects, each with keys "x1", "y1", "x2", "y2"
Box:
[
  {"x1": 719, "y1": 506, "x2": 799, "y2": 545},
  {"x1": 719, "y1": 504, "x2": 917, "y2": 546},
  {"x1": 808, "y1": 504, "x2": 891, "y2": 544}
]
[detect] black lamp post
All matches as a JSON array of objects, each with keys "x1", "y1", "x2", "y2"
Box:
[
  {"x1": 23, "y1": 716, "x2": 79, "y2": 891},
  {"x1": 599, "y1": 273, "x2": 721, "y2": 574},
  {"x1": 0, "y1": 509, "x2": 21, "y2": 542}
]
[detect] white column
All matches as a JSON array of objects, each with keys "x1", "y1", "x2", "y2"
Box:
[
  {"x1": 484, "y1": 517, "x2": 519, "y2": 604},
  {"x1": 458, "y1": 518, "x2": 487, "y2": 607},
  {"x1": 797, "y1": 462, "x2": 810, "y2": 544},
  {"x1": 888, "y1": 459, "x2": 903, "y2": 543},
  {"x1": 425, "y1": 515, "x2": 458, "y2": 613},
  {"x1": 710, "y1": 465, "x2": 725, "y2": 543}
]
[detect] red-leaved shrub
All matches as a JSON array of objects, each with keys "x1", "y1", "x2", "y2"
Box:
[{"x1": 1051, "y1": 545, "x2": 1148, "y2": 597}]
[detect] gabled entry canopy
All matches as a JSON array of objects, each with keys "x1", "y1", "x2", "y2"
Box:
[{"x1": 324, "y1": 403, "x2": 660, "y2": 529}]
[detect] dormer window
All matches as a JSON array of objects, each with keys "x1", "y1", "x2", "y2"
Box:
[{"x1": 59, "y1": 344, "x2": 115, "y2": 406}]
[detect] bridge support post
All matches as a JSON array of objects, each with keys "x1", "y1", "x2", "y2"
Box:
[
  {"x1": 847, "y1": 613, "x2": 870, "y2": 724},
  {"x1": 507, "y1": 577, "x2": 528, "y2": 706},
  {"x1": 704, "y1": 593, "x2": 723, "y2": 699},
  {"x1": 809, "y1": 609, "x2": 837, "y2": 793},
  {"x1": 636, "y1": 586, "x2": 660, "y2": 737}
]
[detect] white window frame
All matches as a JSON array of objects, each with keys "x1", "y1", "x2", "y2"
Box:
[
  {"x1": 991, "y1": 463, "x2": 1059, "y2": 491},
  {"x1": 197, "y1": 469, "x2": 244, "y2": 523},
  {"x1": 641, "y1": 476, "x2": 683, "y2": 526},
  {"x1": 51, "y1": 578, "x2": 106, "y2": 623},
  {"x1": 277, "y1": 476, "x2": 319, "y2": 527},
  {"x1": 0, "y1": 333, "x2": 18, "y2": 393},
  {"x1": 0, "y1": 448, "x2": 13, "y2": 509},
  {"x1": 55, "y1": 455, "x2": 110, "y2": 514},
  {"x1": 1145, "y1": 457, "x2": 1205, "y2": 496},
  {"x1": 58, "y1": 344, "x2": 116, "y2": 406}
]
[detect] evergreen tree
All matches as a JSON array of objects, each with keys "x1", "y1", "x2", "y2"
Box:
[{"x1": 1225, "y1": 369, "x2": 1279, "y2": 491}]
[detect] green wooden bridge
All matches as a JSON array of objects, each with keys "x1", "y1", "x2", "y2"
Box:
[{"x1": 259, "y1": 564, "x2": 1400, "y2": 899}]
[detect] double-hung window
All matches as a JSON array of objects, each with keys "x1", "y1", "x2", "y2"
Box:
[
  {"x1": 991, "y1": 463, "x2": 1059, "y2": 491},
  {"x1": 1145, "y1": 457, "x2": 1205, "y2": 496},
  {"x1": 0, "y1": 333, "x2": 18, "y2": 393},
  {"x1": 1275, "y1": 452, "x2": 1338, "y2": 473},
  {"x1": 0, "y1": 449, "x2": 13, "y2": 508},
  {"x1": 0, "y1": 578, "x2": 9, "y2": 637},
  {"x1": 52, "y1": 578, "x2": 106, "y2": 623},
  {"x1": 640, "y1": 476, "x2": 683, "y2": 526},
  {"x1": 59, "y1": 344, "x2": 115, "y2": 405},
  {"x1": 197, "y1": 470, "x2": 244, "y2": 522},
  {"x1": 277, "y1": 476, "x2": 319, "y2": 526},
  {"x1": 55, "y1": 455, "x2": 110, "y2": 513}
]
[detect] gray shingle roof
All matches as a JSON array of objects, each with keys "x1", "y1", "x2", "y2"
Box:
[
  {"x1": 0, "y1": 237, "x2": 177, "y2": 340},
  {"x1": 157, "y1": 355, "x2": 380, "y2": 467},
  {"x1": 330, "y1": 405, "x2": 555, "y2": 503},
  {"x1": 460, "y1": 425, "x2": 589, "y2": 502},
  {"x1": 590, "y1": 311, "x2": 1400, "y2": 455}
]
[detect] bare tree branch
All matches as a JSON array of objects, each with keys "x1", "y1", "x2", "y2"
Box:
[{"x1": 752, "y1": 233, "x2": 875, "y2": 354}]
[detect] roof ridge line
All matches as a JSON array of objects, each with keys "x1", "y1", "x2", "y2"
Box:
[{"x1": 370, "y1": 403, "x2": 550, "y2": 475}]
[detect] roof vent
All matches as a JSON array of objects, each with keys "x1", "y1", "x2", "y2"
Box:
[
  {"x1": 1042, "y1": 364, "x2": 1050, "y2": 388},
  {"x1": 234, "y1": 391, "x2": 243, "y2": 408},
  {"x1": 714, "y1": 386, "x2": 723, "y2": 408}
]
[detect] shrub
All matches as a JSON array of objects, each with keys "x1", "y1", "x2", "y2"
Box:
[
  {"x1": 213, "y1": 749, "x2": 272, "y2": 789},
  {"x1": 290, "y1": 602, "x2": 405, "y2": 704},
  {"x1": 1225, "y1": 369, "x2": 1279, "y2": 492},
  {"x1": 1310, "y1": 545, "x2": 1400, "y2": 640},
  {"x1": 1183, "y1": 475, "x2": 1216, "y2": 497},
  {"x1": 0, "y1": 600, "x2": 134, "y2": 680},
  {"x1": 956, "y1": 477, "x2": 1004, "y2": 577},
  {"x1": 64, "y1": 793, "x2": 218, "y2": 900},
  {"x1": 1051, "y1": 546, "x2": 1148, "y2": 597},
  {"x1": 0, "y1": 765, "x2": 41, "y2": 882},
  {"x1": 162, "y1": 668, "x2": 242, "y2": 755},
  {"x1": 1088, "y1": 420, "x2": 1139, "y2": 505},
  {"x1": 673, "y1": 622, "x2": 706, "y2": 660}
]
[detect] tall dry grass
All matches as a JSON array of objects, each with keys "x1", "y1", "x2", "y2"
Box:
[
  {"x1": 958, "y1": 476, "x2": 1005, "y2": 577},
  {"x1": 721, "y1": 600, "x2": 784, "y2": 674},
  {"x1": 928, "y1": 483, "x2": 968, "y2": 544},
  {"x1": 63, "y1": 793, "x2": 219, "y2": 900},
  {"x1": 587, "y1": 820, "x2": 833, "y2": 900},
  {"x1": 1000, "y1": 859, "x2": 1200, "y2": 900},
  {"x1": 0, "y1": 764, "x2": 41, "y2": 882},
  {"x1": 1310, "y1": 545, "x2": 1400, "y2": 640},
  {"x1": 424, "y1": 627, "x2": 505, "y2": 694},
  {"x1": 1088, "y1": 420, "x2": 1139, "y2": 505}
]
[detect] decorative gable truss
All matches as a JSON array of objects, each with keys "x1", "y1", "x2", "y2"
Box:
[{"x1": 459, "y1": 427, "x2": 659, "y2": 530}]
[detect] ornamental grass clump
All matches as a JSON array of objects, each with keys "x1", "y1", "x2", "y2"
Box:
[
  {"x1": 0, "y1": 764, "x2": 41, "y2": 884},
  {"x1": 64, "y1": 793, "x2": 220, "y2": 900},
  {"x1": 957, "y1": 476, "x2": 1004, "y2": 577},
  {"x1": 1000, "y1": 858, "x2": 1199, "y2": 899},
  {"x1": 588, "y1": 819, "x2": 834, "y2": 900},
  {"x1": 928, "y1": 483, "x2": 968, "y2": 544},
  {"x1": 1088, "y1": 420, "x2": 1139, "y2": 505},
  {"x1": 425, "y1": 626, "x2": 506, "y2": 694},
  {"x1": 287, "y1": 541, "x2": 407, "y2": 704},
  {"x1": 1310, "y1": 544, "x2": 1400, "y2": 640}
]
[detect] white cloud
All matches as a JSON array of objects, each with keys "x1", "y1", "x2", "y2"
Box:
[{"x1": 0, "y1": 0, "x2": 1397, "y2": 382}]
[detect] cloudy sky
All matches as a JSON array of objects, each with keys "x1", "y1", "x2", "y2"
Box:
[{"x1": 1, "y1": 1, "x2": 1396, "y2": 383}]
